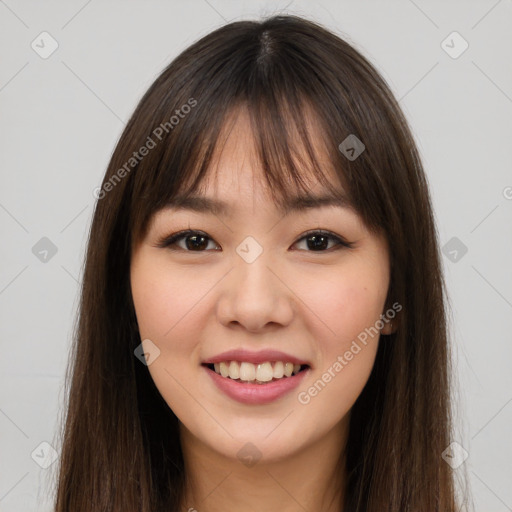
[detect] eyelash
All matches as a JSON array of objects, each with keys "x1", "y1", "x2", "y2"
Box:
[{"x1": 155, "y1": 229, "x2": 354, "y2": 253}]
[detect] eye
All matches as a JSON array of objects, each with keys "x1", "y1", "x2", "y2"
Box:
[
  {"x1": 293, "y1": 229, "x2": 354, "y2": 252},
  {"x1": 156, "y1": 230, "x2": 220, "y2": 252},
  {"x1": 156, "y1": 229, "x2": 354, "y2": 252}
]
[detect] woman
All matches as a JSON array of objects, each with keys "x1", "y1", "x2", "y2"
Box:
[{"x1": 54, "y1": 14, "x2": 461, "y2": 511}]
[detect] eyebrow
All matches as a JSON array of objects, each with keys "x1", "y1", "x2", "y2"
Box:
[{"x1": 164, "y1": 192, "x2": 354, "y2": 217}]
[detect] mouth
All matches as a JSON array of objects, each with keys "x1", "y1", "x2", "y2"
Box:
[
  {"x1": 202, "y1": 361, "x2": 311, "y2": 385},
  {"x1": 202, "y1": 359, "x2": 311, "y2": 405}
]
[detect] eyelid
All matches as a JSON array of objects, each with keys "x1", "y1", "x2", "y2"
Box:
[
  {"x1": 154, "y1": 228, "x2": 355, "y2": 251},
  {"x1": 154, "y1": 229, "x2": 219, "y2": 250},
  {"x1": 293, "y1": 229, "x2": 354, "y2": 250}
]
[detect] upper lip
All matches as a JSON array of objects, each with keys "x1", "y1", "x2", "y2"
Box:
[{"x1": 202, "y1": 349, "x2": 311, "y2": 367}]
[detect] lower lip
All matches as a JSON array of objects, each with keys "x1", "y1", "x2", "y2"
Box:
[{"x1": 203, "y1": 365, "x2": 310, "y2": 405}]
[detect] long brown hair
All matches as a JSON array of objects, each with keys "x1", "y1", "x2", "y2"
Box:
[{"x1": 53, "y1": 14, "x2": 460, "y2": 511}]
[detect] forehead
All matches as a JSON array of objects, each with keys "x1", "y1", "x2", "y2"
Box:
[
  {"x1": 162, "y1": 189, "x2": 355, "y2": 220},
  {"x1": 165, "y1": 105, "x2": 353, "y2": 218}
]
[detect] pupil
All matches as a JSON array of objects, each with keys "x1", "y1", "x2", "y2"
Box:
[
  {"x1": 308, "y1": 234, "x2": 328, "y2": 251},
  {"x1": 186, "y1": 235, "x2": 208, "y2": 251}
]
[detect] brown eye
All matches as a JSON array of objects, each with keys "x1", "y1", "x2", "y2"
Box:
[
  {"x1": 156, "y1": 229, "x2": 353, "y2": 253},
  {"x1": 293, "y1": 230, "x2": 353, "y2": 252},
  {"x1": 157, "y1": 230, "x2": 220, "y2": 251}
]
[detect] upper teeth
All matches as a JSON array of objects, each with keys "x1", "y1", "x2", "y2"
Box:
[{"x1": 213, "y1": 361, "x2": 303, "y2": 382}]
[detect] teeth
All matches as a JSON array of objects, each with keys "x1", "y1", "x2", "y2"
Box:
[
  {"x1": 255, "y1": 362, "x2": 273, "y2": 382},
  {"x1": 209, "y1": 360, "x2": 305, "y2": 382},
  {"x1": 219, "y1": 362, "x2": 229, "y2": 378},
  {"x1": 239, "y1": 362, "x2": 256, "y2": 381},
  {"x1": 273, "y1": 361, "x2": 284, "y2": 378},
  {"x1": 228, "y1": 361, "x2": 240, "y2": 380}
]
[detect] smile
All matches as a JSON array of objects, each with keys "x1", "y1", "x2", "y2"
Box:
[
  {"x1": 202, "y1": 361, "x2": 311, "y2": 405},
  {"x1": 206, "y1": 361, "x2": 308, "y2": 384}
]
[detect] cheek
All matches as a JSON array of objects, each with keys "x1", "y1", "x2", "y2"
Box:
[
  {"x1": 293, "y1": 264, "x2": 388, "y2": 349},
  {"x1": 130, "y1": 257, "x2": 208, "y2": 411},
  {"x1": 290, "y1": 260, "x2": 388, "y2": 416},
  {"x1": 131, "y1": 257, "x2": 207, "y2": 343},
  {"x1": 294, "y1": 279, "x2": 384, "y2": 419}
]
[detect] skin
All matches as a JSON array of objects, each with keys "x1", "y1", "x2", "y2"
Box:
[{"x1": 130, "y1": 108, "x2": 395, "y2": 512}]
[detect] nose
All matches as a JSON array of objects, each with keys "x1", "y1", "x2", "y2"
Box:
[{"x1": 216, "y1": 252, "x2": 294, "y2": 333}]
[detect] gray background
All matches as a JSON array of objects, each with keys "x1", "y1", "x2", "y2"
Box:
[{"x1": 1, "y1": 0, "x2": 511, "y2": 510}]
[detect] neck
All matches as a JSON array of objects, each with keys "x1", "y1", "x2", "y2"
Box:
[{"x1": 178, "y1": 420, "x2": 348, "y2": 512}]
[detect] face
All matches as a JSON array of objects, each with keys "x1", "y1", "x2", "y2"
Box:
[{"x1": 130, "y1": 108, "x2": 392, "y2": 464}]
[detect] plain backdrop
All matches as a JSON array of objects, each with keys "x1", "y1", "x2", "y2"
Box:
[{"x1": 1, "y1": 1, "x2": 511, "y2": 510}]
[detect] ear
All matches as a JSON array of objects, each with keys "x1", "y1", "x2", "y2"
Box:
[{"x1": 380, "y1": 307, "x2": 401, "y2": 335}]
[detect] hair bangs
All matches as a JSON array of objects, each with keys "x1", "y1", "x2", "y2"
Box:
[{"x1": 129, "y1": 67, "x2": 357, "y2": 248}]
